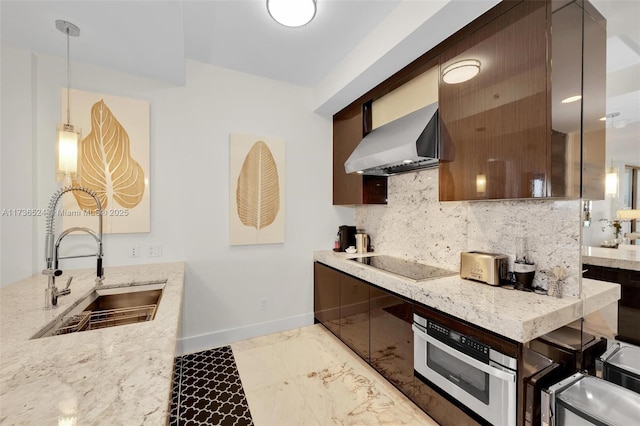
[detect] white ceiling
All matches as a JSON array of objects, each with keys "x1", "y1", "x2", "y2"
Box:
[
  {"x1": 0, "y1": 0, "x2": 401, "y2": 87},
  {"x1": 1, "y1": 0, "x2": 638, "y2": 126}
]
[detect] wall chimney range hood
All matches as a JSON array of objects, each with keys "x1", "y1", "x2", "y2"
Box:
[{"x1": 344, "y1": 102, "x2": 440, "y2": 176}]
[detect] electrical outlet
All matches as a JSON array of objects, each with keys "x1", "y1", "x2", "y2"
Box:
[
  {"x1": 147, "y1": 243, "x2": 162, "y2": 257},
  {"x1": 260, "y1": 298, "x2": 269, "y2": 311},
  {"x1": 130, "y1": 245, "x2": 140, "y2": 258}
]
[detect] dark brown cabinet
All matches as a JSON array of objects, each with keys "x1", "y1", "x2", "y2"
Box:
[
  {"x1": 313, "y1": 262, "x2": 341, "y2": 336},
  {"x1": 313, "y1": 262, "x2": 370, "y2": 360},
  {"x1": 438, "y1": 0, "x2": 606, "y2": 201},
  {"x1": 333, "y1": 103, "x2": 388, "y2": 205},
  {"x1": 369, "y1": 287, "x2": 414, "y2": 397},
  {"x1": 438, "y1": 1, "x2": 549, "y2": 201},
  {"x1": 583, "y1": 264, "x2": 640, "y2": 345},
  {"x1": 339, "y1": 273, "x2": 370, "y2": 360}
]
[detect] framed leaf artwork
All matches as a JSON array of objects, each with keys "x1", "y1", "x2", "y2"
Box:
[
  {"x1": 61, "y1": 89, "x2": 150, "y2": 234},
  {"x1": 229, "y1": 133, "x2": 285, "y2": 245}
]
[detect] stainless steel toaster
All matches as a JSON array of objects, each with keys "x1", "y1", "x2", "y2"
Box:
[{"x1": 460, "y1": 251, "x2": 509, "y2": 286}]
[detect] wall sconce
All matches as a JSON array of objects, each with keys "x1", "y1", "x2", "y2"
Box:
[
  {"x1": 476, "y1": 174, "x2": 487, "y2": 195},
  {"x1": 605, "y1": 166, "x2": 619, "y2": 197},
  {"x1": 442, "y1": 59, "x2": 481, "y2": 84},
  {"x1": 55, "y1": 20, "x2": 81, "y2": 184},
  {"x1": 267, "y1": 0, "x2": 317, "y2": 27}
]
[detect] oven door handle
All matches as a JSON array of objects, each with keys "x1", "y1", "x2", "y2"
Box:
[{"x1": 413, "y1": 325, "x2": 516, "y2": 383}]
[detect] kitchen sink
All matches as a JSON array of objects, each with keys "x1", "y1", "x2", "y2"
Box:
[{"x1": 32, "y1": 280, "x2": 166, "y2": 339}]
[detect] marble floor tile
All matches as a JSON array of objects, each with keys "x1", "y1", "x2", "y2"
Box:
[{"x1": 231, "y1": 324, "x2": 436, "y2": 426}]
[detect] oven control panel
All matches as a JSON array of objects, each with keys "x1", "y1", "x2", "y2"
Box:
[{"x1": 427, "y1": 319, "x2": 490, "y2": 363}]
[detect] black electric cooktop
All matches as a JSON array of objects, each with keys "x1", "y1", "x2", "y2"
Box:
[{"x1": 350, "y1": 255, "x2": 456, "y2": 282}]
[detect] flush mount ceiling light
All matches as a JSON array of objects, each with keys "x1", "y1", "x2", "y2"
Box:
[
  {"x1": 267, "y1": 0, "x2": 317, "y2": 27},
  {"x1": 442, "y1": 59, "x2": 481, "y2": 84},
  {"x1": 55, "y1": 19, "x2": 81, "y2": 185},
  {"x1": 561, "y1": 95, "x2": 582, "y2": 104}
]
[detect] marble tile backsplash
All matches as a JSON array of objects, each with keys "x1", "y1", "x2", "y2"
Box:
[{"x1": 355, "y1": 169, "x2": 582, "y2": 298}]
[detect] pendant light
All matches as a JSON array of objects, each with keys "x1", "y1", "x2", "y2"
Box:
[
  {"x1": 267, "y1": 0, "x2": 317, "y2": 27},
  {"x1": 55, "y1": 19, "x2": 81, "y2": 184}
]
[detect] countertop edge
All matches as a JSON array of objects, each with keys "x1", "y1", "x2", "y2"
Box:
[{"x1": 314, "y1": 251, "x2": 619, "y2": 343}]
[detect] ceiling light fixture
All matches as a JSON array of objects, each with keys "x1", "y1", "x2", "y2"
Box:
[
  {"x1": 561, "y1": 95, "x2": 582, "y2": 104},
  {"x1": 442, "y1": 59, "x2": 481, "y2": 84},
  {"x1": 55, "y1": 20, "x2": 81, "y2": 185},
  {"x1": 267, "y1": 0, "x2": 317, "y2": 27}
]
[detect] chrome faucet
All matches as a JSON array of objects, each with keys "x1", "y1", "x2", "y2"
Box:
[{"x1": 43, "y1": 186, "x2": 104, "y2": 309}]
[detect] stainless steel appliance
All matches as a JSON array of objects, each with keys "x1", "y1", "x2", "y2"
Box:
[
  {"x1": 349, "y1": 255, "x2": 456, "y2": 281},
  {"x1": 597, "y1": 342, "x2": 640, "y2": 393},
  {"x1": 412, "y1": 313, "x2": 517, "y2": 426},
  {"x1": 541, "y1": 372, "x2": 640, "y2": 426},
  {"x1": 355, "y1": 231, "x2": 370, "y2": 253},
  {"x1": 344, "y1": 102, "x2": 440, "y2": 176},
  {"x1": 459, "y1": 251, "x2": 509, "y2": 286}
]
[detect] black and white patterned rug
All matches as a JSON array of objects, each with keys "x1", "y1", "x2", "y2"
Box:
[{"x1": 169, "y1": 346, "x2": 253, "y2": 426}]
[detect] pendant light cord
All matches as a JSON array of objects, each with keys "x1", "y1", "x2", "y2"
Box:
[{"x1": 66, "y1": 26, "x2": 71, "y2": 126}]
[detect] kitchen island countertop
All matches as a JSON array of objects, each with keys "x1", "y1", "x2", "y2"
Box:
[
  {"x1": 315, "y1": 251, "x2": 619, "y2": 343},
  {"x1": 582, "y1": 246, "x2": 640, "y2": 271},
  {"x1": 0, "y1": 262, "x2": 185, "y2": 424}
]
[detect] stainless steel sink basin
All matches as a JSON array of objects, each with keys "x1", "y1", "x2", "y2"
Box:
[{"x1": 32, "y1": 280, "x2": 166, "y2": 339}]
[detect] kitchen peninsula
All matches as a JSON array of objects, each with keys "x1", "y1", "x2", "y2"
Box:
[{"x1": 0, "y1": 262, "x2": 185, "y2": 424}]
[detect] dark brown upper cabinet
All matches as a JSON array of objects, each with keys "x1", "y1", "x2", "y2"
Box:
[
  {"x1": 333, "y1": 102, "x2": 388, "y2": 205},
  {"x1": 550, "y1": 0, "x2": 606, "y2": 200},
  {"x1": 439, "y1": 1, "x2": 549, "y2": 201},
  {"x1": 438, "y1": 0, "x2": 606, "y2": 201}
]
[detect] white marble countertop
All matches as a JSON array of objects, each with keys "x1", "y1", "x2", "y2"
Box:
[
  {"x1": 0, "y1": 262, "x2": 185, "y2": 425},
  {"x1": 314, "y1": 251, "x2": 620, "y2": 343},
  {"x1": 582, "y1": 246, "x2": 640, "y2": 271}
]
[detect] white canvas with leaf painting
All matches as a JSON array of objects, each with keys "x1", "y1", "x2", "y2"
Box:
[
  {"x1": 61, "y1": 89, "x2": 150, "y2": 233},
  {"x1": 229, "y1": 133, "x2": 285, "y2": 245}
]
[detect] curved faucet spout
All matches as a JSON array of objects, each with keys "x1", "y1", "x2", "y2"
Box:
[
  {"x1": 43, "y1": 186, "x2": 104, "y2": 309},
  {"x1": 45, "y1": 186, "x2": 103, "y2": 269},
  {"x1": 54, "y1": 227, "x2": 104, "y2": 277}
]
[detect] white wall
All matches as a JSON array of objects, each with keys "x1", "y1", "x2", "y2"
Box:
[
  {"x1": 0, "y1": 47, "x2": 354, "y2": 354},
  {"x1": 1, "y1": 48, "x2": 37, "y2": 285}
]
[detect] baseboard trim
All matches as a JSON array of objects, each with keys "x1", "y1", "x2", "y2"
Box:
[{"x1": 177, "y1": 313, "x2": 315, "y2": 356}]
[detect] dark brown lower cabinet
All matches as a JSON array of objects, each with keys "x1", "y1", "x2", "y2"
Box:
[
  {"x1": 583, "y1": 264, "x2": 640, "y2": 345},
  {"x1": 369, "y1": 286, "x2": 414, "y2": 397},
  {"x1": 340, "y1": 273, "x2": 370, "y2": 361},
  {"x1": 313, "y1": 262, "x2": 341, "y2": 336}
]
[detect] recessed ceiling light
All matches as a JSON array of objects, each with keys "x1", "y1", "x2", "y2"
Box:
[
  {"x1": 267, "y1": 0, "x2": 317, "y2": 27},
  {"x1": 561, "y1": 95, "x2": 582, "y2": 104},
  {"x1": 402, "y1": 159, "x2": 413, "y2": 164},
  {"x1": 356, "y1": 170, "x2": 364, "y2": 174}
]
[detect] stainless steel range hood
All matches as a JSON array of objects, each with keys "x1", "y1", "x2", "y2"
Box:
[{"x1": 344, "y1": 102, "x2": 440, "y2": 176}]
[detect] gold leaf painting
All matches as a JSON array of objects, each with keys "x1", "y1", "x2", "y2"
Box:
[
  {"x1": 236, "y1": 141, "x2": 280, "y2": 230},
  {"x1": 61, "y1": 89, "x2": 150, "y2": 234},
  {"x1": 73, "y1": 100, "x2": 145, "y2": 211},
  {"x1": 230, "y1": 134, "x2": 285, "y2": 245}
]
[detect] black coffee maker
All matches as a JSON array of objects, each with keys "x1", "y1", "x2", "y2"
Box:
[{"x1": 335, "y1": 225, "x2": 357, "y2": 252}]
